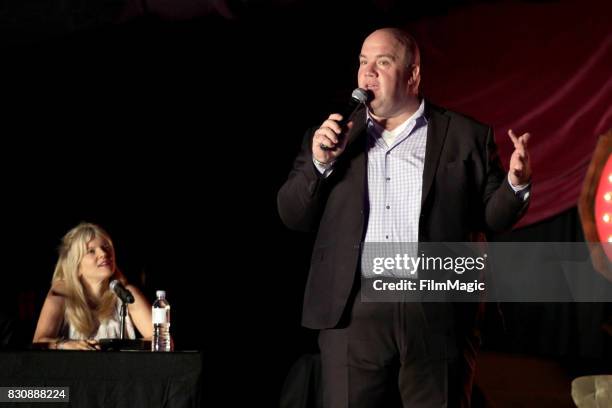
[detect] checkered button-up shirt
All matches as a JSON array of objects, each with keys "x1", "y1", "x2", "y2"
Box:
[{"x1": 363, "y1": 99, "x2": 428, "y2": 244}]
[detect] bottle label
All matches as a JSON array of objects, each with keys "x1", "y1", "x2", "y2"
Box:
[{"x1": 153, "y1": 309, "x2": 168, "y2": 324}]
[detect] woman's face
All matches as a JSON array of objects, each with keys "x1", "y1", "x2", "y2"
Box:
[{"x1": 78, "y1": 235, "x2": 115, "y2": 283}]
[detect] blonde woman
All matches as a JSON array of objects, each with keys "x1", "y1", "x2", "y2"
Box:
[{"x1": 33, "y1": 223, "x2": 152, "y2": 350}]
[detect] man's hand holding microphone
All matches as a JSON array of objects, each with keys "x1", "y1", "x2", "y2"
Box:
[{"x1": 312, "y1": 88, "x2": 370, "y2": 166}]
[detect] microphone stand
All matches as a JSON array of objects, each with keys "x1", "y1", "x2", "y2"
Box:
[
  {"x1": 119, "y1": 299, "x2": 127, "y2": 340},
  {"x1": 98, "y1": 297, "x2": 150, "y2": 351}
]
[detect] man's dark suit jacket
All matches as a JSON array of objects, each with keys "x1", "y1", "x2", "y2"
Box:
[{"x1": 278, "y1": 101, "x2": 528, "y2": 331}]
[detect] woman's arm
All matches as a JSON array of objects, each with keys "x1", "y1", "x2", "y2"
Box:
[
  {"x1": 33, "y1": 283, "x2": 100, "y2": 350},
  {"x1": 126, "y1": 284, "x2": 153, "y2": 339},
  {"x1": 33, "y1": 285, "x2": 65, "y2": 344}
]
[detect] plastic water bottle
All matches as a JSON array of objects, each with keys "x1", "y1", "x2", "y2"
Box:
[{"x1": 152, "y1": 290, "x2": 171, "y2": 351}]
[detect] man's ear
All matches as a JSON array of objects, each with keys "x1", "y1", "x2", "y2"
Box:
[{"x1": 408, "y1": 64, "x2": 421, "y2": 93}]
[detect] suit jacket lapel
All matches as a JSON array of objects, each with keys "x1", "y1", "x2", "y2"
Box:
[
  {"x1": 345, "y1": 106, "x2": 368, "y2": 229},
  {"x1": 421, "y1": 101, "x2": 450, "y2": 207},
  {"x1": 346, "y1": 105, "x2": 368, "y2": 147}
]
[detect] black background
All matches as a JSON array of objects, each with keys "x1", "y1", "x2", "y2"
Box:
[{"x1": 2, "y1": 1, "x2": 606, "y2": 406}]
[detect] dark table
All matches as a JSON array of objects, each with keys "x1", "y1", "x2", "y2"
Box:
[{"x1": 0, "y1": 350, "x2": 202, "y2": 407}]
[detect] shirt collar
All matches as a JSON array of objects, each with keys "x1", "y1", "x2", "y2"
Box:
[{"x1": 366, "y1": 98, "x2": 427, "y2": 137}]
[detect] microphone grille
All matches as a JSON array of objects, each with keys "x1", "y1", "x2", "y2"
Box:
[
  {"x1": 109, "y1": 279, "x2": 119, "y2": 290},
  {"x1": 351, "y1": 88, "x2": 370, "y2": 103}
]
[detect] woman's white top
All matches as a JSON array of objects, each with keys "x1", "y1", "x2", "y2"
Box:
[{"x1": 60, "y1": 299, "x2": 136, "y2": 340}]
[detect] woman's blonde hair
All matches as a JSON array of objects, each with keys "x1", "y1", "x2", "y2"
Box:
[{"x1": 52, "y1": 222, "x2": 125, "y2": 338}]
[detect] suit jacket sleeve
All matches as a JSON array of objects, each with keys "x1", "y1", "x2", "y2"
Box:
[
  {"x1": 481, "y1": 126, "x2": 529, "y2": 233},
  {"x1": 277, "y1": 127, "x2": 330, "y2": 232}
]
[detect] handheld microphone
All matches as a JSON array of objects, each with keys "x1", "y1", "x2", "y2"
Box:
[
  {"x1": 110, "y1": 279, "x2": 135, "y2": 304},
  {"x1": 320, "y1": 88, "x2": 371, "y2": 151}
]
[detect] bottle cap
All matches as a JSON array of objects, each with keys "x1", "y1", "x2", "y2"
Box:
[{"x1": 156, "y1": 290, "x2": 166, "y2": 298}]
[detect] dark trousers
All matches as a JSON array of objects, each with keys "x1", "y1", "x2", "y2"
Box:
[{"x1": 318, "y1": 294, "x2": 478, "y2": 408}]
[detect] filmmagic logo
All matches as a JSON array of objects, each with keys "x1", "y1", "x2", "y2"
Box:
[
  {"x1": 372, "y1": 279, "x2": 486, "y2": 293},
  {"x1": 372, "y1": 253, "x2": 487, "y2": 275}
]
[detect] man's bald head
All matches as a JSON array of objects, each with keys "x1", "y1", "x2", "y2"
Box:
[{"x1": 367, "y1": 28, "x2": 421, "y2": 69}]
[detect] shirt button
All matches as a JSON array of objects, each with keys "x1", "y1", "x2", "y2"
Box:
[
  {"x1": 385, "y1": 235, "x2": 389, "y2": 239},
  {"x1": 386, "y1": 177, "x2": 391, "y2": 181},
  {"x1": 386, "y1": 205, "x2": 390, "y2": 209}
]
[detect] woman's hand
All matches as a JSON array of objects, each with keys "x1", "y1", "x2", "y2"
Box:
[{"x1": 55, "y1": 339, "x2": 100, "y2": 350}]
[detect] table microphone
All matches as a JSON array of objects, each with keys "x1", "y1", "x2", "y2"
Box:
[{"x1": 110, "y1": 279, "x2": 135, "y2": 304}]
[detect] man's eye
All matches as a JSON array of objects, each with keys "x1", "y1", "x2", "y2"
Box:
[
  {"x1": 378, "y1": 60, "x2": 390, "y2": 66},
  {"x1": 88, "y1": 249, "x2": 95, "y2": 254},
  {"x1": 359, "y1": 60, "x2": 367, "y2": 65}
]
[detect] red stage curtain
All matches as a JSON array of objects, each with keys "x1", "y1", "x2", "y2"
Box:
[{"x1": 408, "y1": 1, "x2": 612, "y2": 228}]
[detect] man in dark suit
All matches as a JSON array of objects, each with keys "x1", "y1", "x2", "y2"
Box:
[{"x1": 278, "y1": 28, "x2": 531, "y2": 407}]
